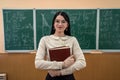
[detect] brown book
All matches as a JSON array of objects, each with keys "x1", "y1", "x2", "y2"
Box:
[{"x1": 49, "y1": 46, "x2": 70, "y2": 61}]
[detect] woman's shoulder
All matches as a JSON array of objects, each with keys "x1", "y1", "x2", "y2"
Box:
[{"x1": 38, "y1": 35, "x2": 51, "y2": 42}]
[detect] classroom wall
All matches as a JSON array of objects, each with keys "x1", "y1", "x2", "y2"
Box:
[{"x1": 0, "y1": 0, "x2": 120, "y2": 52}]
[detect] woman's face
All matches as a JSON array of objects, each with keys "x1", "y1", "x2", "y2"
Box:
[{"x1": 54, "y1": 15, "x2": 68, "y2": 33}]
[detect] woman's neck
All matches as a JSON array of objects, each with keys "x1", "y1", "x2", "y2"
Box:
[{"x1": 54, "y1": 32, "x2": 65, "y2": 37}]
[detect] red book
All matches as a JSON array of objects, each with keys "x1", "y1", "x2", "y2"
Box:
[{"x1": 49, "y1": 46, "x2": 70, "y2": 61}]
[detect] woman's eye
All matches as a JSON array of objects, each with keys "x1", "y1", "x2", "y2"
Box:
[
  {"x1": 62, "y1": 20, "x2": 66, "y2": 23},
  {"x1": 55, "y1": 20, "x2": 60, "y2": 23}
]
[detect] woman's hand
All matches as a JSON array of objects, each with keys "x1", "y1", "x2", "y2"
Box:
[
  {"x1": 48, "y1": 70, "x2": 61, "y2": 77},
  {"x1": 48, "y1": 55, "x2": 75, "y2": 77},
  {"x1": 63, "y1": 55, "x2": 75, "y2": 68}
]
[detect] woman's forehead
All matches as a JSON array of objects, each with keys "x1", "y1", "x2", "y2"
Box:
[{"x1": 55, "y1": 15, "x2": 65, "y2": 20}]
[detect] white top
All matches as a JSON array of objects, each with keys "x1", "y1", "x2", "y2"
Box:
[{"x1": 35, "y1": 35, "x2": 86, "y2": 75}]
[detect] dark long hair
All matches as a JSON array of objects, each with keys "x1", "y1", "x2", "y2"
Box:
[{"x1": 50, "y1": 11, "x2": 71, "y2": 36}]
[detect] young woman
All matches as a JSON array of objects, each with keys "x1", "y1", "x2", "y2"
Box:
[{"x1": 35, "y1": 11, "x2": 86, "y2": 80}]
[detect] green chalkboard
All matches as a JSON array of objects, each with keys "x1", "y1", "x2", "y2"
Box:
[
  {"x1": 99, "y1": 9, "x2": 120, "y2": 49},
  {"x1": 36, "y1": 9, "x2": 97, "y2": 49},
  {"x1": 3, "y1": 9, "x2": 34, "y2": 51},
  {"x1": 3, "y1": 9, "x2": 120, "y2": 52}
]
